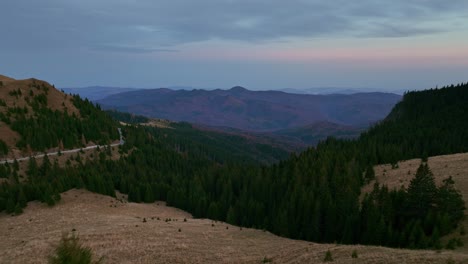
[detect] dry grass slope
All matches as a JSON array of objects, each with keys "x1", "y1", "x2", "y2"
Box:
[{"x1": 1, "y1": 189, "x2": 467, "y2": 264}]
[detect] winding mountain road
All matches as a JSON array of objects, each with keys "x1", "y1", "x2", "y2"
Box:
[{"x1": 0, "y1": 128, "x2": 124, "y2": 164}]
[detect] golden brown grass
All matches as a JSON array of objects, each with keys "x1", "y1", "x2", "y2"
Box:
[
  {"x1": 0, "y1": 74, "x2": 16, "y2": 83},
  {"x1": 1, "y1": 189, "x2": 467, "y2": 263}
]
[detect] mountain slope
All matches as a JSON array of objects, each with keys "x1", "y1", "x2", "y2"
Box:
[
  {"x1": 107, "y1": 112, "x2": 291, "y2": 164},
  {"x1": 1, "y1": 189, "x2": 467, "y2": 264},
  {"x1": 0, "y1": 75, "x2": 119, "y2": 157},
  {"x1": 360, "y1": 83, "x2": 468, "y2": 164},
  {"x1": 97, "y1": 87, "x2": 401, "y2": 131}
]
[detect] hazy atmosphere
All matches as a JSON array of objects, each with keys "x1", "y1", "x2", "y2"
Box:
[{"x1": 2, "y1": 1, "x2": 468, "y2": 90}]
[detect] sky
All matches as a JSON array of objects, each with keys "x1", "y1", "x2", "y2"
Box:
[{"x1": 1, "y1": 0, "x2": 468, "y2": 91}]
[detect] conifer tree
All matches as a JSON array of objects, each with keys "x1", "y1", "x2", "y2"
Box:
[
  {"x1": 406, "y1": 163, "x2": 437, "y2": 219},
  {"x1": 436, "y1": 176, "x2": 465, "y2": 227}
]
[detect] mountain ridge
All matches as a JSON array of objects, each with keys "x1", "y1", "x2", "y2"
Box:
[{"x1": 97, "y1": 87, "x2": 401, "y2": 132}]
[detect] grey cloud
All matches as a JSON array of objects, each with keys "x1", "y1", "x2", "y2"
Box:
[
  {"x1": 358, "y1": 23, "x2": 445, "y2": 38},
  {"x1": 1, "y1": 0, "x2": 468, "y2": 53},
  {"x1": 91, "y1": 44, "x2": 178, "y2": 54}
]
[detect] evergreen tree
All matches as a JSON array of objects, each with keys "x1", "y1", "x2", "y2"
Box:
[
  {"x1": 364, "y1": 165, "x2": 375, "y2": 183},
  {"x1": 436, "y1": 176, "x2": 465, "y2": 227},
  {"x1": 405, "y1": 163, "x2": 437, "y2": 219}
]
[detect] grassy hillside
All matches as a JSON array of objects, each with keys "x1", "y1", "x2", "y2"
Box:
[
  {"x1": 0, "y1": 75, "x2": 119, "y2": 156},
  {"x1": 1, "y1": 189, "x2": 467, "y2": 264}
]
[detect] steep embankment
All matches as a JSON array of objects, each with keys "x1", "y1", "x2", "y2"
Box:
[{"x1": 0, "y1": 189, "x2": 466, "y2": 264}]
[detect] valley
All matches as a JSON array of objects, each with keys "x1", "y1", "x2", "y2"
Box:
[{"x1": 1, "y1": 75, "x2": 467, "y2": 263}]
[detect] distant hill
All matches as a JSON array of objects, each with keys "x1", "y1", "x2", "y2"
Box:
[
  {"x1": 62, "y1": 86, "x2": 140, "y2": 101},
  {"x1": 279, "y1": 87, "x2": 410, "y2": 95},
  {"x1": 0, "y1": 75, "x2": 119, "y2": 157},
  {"x1": 97, "y1": 86, "x2": 401, "y2": 132},
  {"x1": 280, "y1": 87, "x2": 370, "y2": 95}
]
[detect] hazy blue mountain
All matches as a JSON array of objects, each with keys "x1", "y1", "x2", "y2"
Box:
[
  {"x1": 97, "y1": 86, "x2": 401, "y2": 132},
  {"x1": 280, "y1": 87, "x2": 415, "y2": 95},
  {"x1": 62, "y1": 86, "x2": 141, "y2": 101}
]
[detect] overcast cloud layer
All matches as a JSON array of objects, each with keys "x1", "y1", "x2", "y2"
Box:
[{"x1": 1, "y1": 1, "x2": 468, "y2": 90}]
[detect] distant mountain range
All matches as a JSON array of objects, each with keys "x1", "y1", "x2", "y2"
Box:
[
  {"x1": 279, "y1": 87, "x2": 409, "y2": 95},
  {"x1": 62, "y1": 85, "x2": 408, "y2": 101},
  {"x1": 280, "y1": 87, "x2": 369, "y2": 95},
  {"x1": 95, "y1": 86, "x2": 401, "y2": 132},
  {"x1": 62, "y1": 86, "x2": 141, "y2": 101}
]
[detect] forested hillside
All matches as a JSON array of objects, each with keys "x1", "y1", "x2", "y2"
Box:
[
  {"x1": 360, "y1": 84, "x2": 468, "y2": 164},
  {"x1": 107, "y1": 110, "x2": 290, "y2": 163},
  {"x1": 0, "y1": 76, "x2": 118, "y2": 156},
  {"x1": 0, "y1": 80, "x2": 467, "y2": 251}
]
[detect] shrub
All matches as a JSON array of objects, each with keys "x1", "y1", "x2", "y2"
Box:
[
  {"x1": 324, "y1": 250, "x2": 333, "y2": 262},
  {"x1": 445, "y1": 238, "x2": 458, "y2": 250},
  {"x1": 48, "y1": 233, "x2": 102, "y2": 264},
  {"x1": 351, "y1": 250, "x2": 358, "y2": 258}
]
